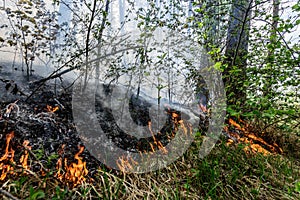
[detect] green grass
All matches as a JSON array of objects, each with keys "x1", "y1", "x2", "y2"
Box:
[{"x1": 0, "y1": 132, "x2": 299, "y2": 200}]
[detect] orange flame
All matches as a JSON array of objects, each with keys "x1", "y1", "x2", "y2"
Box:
[
  {"x1": 0, "y1": 132, "x2": 15, "y2": 180},
  {"x1": 147, "y1": 121, "x2": 168, "y2": 154},
  {"x1": 239, "y1": 137, "x2": 270, "y2": 155},
  {"x1": 56, "y1": 146, "x2": 88, "y2": 187},
  {"x1": 225, "y1": 118, "x2": 283, "y2": 155},
  {"x1": 46, "y1": 105, "x2": 59, "y2": 113},
  {"x1": 19, "y1": 140, "x2": 31, "y2": 170},
  {"x1": 135, "y1": 109, "x2": 194, "y2": 165},
  {"x1": 0, "y1": 132, "x2": 34, "y2": 180},
  {"x1": 140, "y1": 109, "x2": 192, "y2": 156}
]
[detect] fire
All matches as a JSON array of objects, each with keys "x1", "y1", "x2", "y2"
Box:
[
  {"x1": 56, "y1": 146, "x2": 88, "y2": 187},
  {"x1": 169, "y1": 109, "x2": 192, "y2": 136},
  {"x1": 242, "y1": 140, "x2": 270, "y2": 156},
  {"x1": 1, "y1": 132, "x2": 89, "y2": 186},
  {"x1": 19, "y1": 140, "x2": 31, "y2": 170},
  {"x1": 147, "y1": 121, "x2": 168, "y2": 154},
  {"x1": 0, "y1": 131, "x2": 15, "y2": 180},
  {"x1": 46, "y1": 105, "x2": 59, "y2": 113},
  {"x1": 0, "y1": 132, "x2": 34, "y2": 180},
  {"x1": 225, "y1": 118, "x2": 283, "y2": 155},
  {"x1": 133, "y1": 108, "x2": 194, "y2": 169},
  {"x1": 137, "y1": 109, "x2": 192, "y2": 157}
]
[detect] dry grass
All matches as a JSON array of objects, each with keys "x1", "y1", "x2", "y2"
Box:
[{"x1": 1, "y1": 133, "x2": 299, "y2": 200}]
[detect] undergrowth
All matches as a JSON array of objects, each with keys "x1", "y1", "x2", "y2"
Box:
[{"x1": 1, "y1": 132, "x2": 299, "y2": 200}]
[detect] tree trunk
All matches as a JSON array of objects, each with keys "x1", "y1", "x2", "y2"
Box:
[{"x1": 223, "y1": 0, "x2": 252, "y2": 108}]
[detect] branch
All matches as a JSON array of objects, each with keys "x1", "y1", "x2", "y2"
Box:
[
  {"x1": 59, "y1": 0, "x2": 81, "y2": 20},
  {"x1": 84, "y1": 0, "x2": 98, "y2": 88},
  {"x1": 0, "y1": 189, "x2": 20, "y2": 200},
  {"x1": 253, "y1": 18, "x2": 300, "y2": 69},
  {"x1": 25, "y1": 45, "x2": 142, "y2": 101}
]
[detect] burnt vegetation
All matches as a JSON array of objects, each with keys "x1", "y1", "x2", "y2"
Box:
[{"x1": 0, "y1": 0, "x2": 300, "y2": 199}]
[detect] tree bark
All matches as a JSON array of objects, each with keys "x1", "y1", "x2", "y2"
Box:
[{"x1": 223, "y1": 0, "x2": 252, "y2": 108}]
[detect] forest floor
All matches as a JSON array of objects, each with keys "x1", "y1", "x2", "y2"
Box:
[{"x1": 0, "y1": 66, "x2": 299, "y2": 199}]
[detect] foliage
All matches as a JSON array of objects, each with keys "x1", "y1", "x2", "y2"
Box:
[
  {"x1": 0, "y1": 1, "x2": 298, "y2": 133},
  {"x1": 0, "y1": 1, "x2": 299, "y2": 198},
  {"x1": 194, "y1": 0, "x2": 300, "y2": 134},
  {"x1": 0, "y1": 0, "x2": 58, "y2": 80}
]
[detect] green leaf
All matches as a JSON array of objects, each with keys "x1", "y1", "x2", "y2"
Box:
[
  {"x1": 183, "y1": 183, "x2": 190, "y2": 189},
  {"x1": 213, "y1": 62, "x2": 223, "y2": 72},
  {"x1": 295, "y1": 181, "x2": 300, "y2": 193},
  {"x1": 197, "y1": 22, "x2": 203, "y2": 28},
  {"x1": 144, "y1": 71, "x2": 150, "y2": 76},
  {"x1": 29, "y1": 186, "x2": 45, "y2": 200},
  {"x1": 292, "y1": 4, "x2": 300, "y2": 11}
]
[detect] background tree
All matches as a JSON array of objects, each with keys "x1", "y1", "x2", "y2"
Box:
[
  {"x1": 0, "y1": 0, "x2": 58, "y2": 81},
  {"x1": 223, "y1": 0, "x2": 252, "y2": 109},
  {"x1": 193, "y1": 0, "x2": 299, "y2": 132}
]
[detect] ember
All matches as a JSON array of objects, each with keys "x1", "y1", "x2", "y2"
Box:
[
  {"x1": 46, "y1": 105, "x2": 59, "y2": 113},
  {"x1": 56, "y1": 145, "x2": 89, "y2": 187}
]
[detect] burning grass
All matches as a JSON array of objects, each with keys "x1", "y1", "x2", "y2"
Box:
[
  {"x1": 56, "y1": 145, "x2": 89, "y2": 187},
  {"x1": 0, "y1": 98, "x2": 299, "y2": 199},
  {"x1": 225, "y1": 118, "x2": 283, "y2": 156},
  {"x1": 0, "y1": 131, "x2": 15, "y2": 181},
  {"x1": 0, "y1": 131, "x2": 299, "y2": 199}
]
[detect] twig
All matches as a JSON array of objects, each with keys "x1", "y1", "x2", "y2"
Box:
[
  {"x1": 20, "y1": 140, "x2": 38, "y2": 161},
  {"x1": 54, "y1": 98, "x2": 65, "y2": 109},
  {"x1": 84, "y1": 0, "x2": 98, "y2": 90},
  {"x1": 25, "y1": 45, "x2": 142, "y2": 102},
  {"x1": 29, "y1": 112, "x2": 56, "y2": 124},
  {"x1": 4, "y1": 100, "x2": 20, "y2": 118},
  {"x1": 0, "y1": 189, "x2": 20, "y2": 200}
]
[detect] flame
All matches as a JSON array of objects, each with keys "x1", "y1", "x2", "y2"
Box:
[
  {"x1": 170, "y1": 109, "x2": 193, "y2": 136},
  {"x1": 239, "y1": 137, "x2": 270, "y2": 155},
  {"x1": 134, "y1": 108, "x2": 193, "y2": 168},
  {"x1": 147, "y1": 121, "x2": 168, "y2": 154},
  {"x1": 0, "y1": 132, "x2": 15, "y2": 180},
  {"x1": 138, "y1": 109, "x2": 193, "y2": 156},
  {"x1": 19, "y1": 140, "x2": 31, "y2": 170},
  {"x1": 225, "y1": 118, "x2": 283, "y2": 155},
  {"x1": 0, "y1": 132, "x2": 34, "y2": 180},
  {"x1": 46, "y1": 105, "x2": 59, "y2": 113},
  {"x1": 56, "y1": 146, "x2": 88, "y2": 187},
  {"x1": 228, "y1": 118, "x2": 245, "y2": 132}
]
